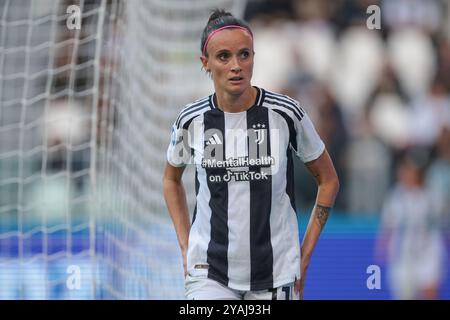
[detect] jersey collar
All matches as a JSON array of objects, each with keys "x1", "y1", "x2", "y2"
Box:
[{"x1": 209, "y1": 86, "x2": 264, "y2": 111}]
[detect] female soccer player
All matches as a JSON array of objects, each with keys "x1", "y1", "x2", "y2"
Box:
[
  {"x1": 163, "y1": 9, "x2": 339, "y2": 300},
  {"x1": 377, "y1": 150, "x2": 446, "y2": 300}
]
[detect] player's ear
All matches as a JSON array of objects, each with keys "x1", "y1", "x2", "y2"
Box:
[
  {"x1": 200, "y1": 55, "x2": 209, "y2": 70},
  {"x1": 200, "y1": 55, "x2": 211, "y2": 76}
]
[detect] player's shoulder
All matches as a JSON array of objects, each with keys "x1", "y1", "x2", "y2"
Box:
[
  {"x1": 261, "y1": 88, "x2": 306, "y2": 121},
  {"x1": 263, "y1": 89, "x2": 299, "y2": 105},
  {"x1": 174, "y1": 95, "x2": 212, "y2": 129}
]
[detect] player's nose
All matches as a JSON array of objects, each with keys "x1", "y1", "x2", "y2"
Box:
[{"x1": 230, "y1": 56, "x2": 242, "y2": 73}]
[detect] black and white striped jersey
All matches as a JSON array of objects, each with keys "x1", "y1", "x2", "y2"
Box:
[{"x1": 167, "y1": 87, "x2": 325, "y2": 291}]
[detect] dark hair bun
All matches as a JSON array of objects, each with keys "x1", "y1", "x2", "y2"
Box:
[{"x1": 208, "y1": 9, "x2": 233, "y2": 24}]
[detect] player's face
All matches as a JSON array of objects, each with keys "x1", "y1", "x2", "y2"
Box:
[
  {"x1": 201, "y1": 29, "x2": 254, "y2": 95},
  {"x1": 397, "y1": 161, "x2": 423, "y2": 188}
]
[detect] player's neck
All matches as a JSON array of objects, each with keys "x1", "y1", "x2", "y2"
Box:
[{"x1": 215, "y1": 86, "x2": 256, "y2": 113}]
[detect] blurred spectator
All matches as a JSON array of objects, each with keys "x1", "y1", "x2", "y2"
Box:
[
  {"x1": 408, "y1": 74, "x2": 450, "y2": 147},
  {"x1": 368, "y1": 62, "x2": 410, "y2": 150},
  {"x1": 289, "y1": 15, "x2": 337, "y2": 84},
  {"x1": 344, "y1": 63, "x2": 404, "y2": 214},
  {"x1": 251, "y1": 16, "x2": 297, "y2": 91},
  {"x1": 330, "y1": 25, "x2": 385, "y2": 120},
  {"x1": 426, "y1": 127, "x2": 450, "y2": 230},
  {"x1": 376, "y1": 149, "x2": 446, "y2": 299},
  {"x1": 333, "y1": 0, "x2": 381, "y2": 31},
  {"x1": 387, "y1": 28, "x2": 436, "y2": 99},
  {"x1": 436, "y1": 36, "x2": 450, "y2": 91},
  {"x1": 346, "y1": 109, "x2": 391, "y2": 214},
  {"x1": 292, "y1": 0, "x2": 336, "y2": 22},
  {"x1": 382, "y1": 0, "x2": 444, "y2": 34},
  {"x1": 310, "y1": 84, "x2": 349, "y2": 210},
  {"x1": 245, "y1": 0, "x2": 295, "y2": 21}
]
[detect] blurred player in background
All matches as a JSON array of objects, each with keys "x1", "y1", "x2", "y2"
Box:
[
  {"x1": 427, "y1": 127, "x2": 450, "y2": 232},
  {"x1": 377, "y1": 149, "x2": 446, "y2": 299},
  {"x1": 163, "y1": 9, "x2": 339, "y2": 300}
]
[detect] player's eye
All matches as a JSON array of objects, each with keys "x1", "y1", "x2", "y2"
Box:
[
  {"x1": 217, "y1": 52, "x2": 229, "y2": 61},
  {"x1": 240, "y1": 50, "x2": 250, "y2": 59}
]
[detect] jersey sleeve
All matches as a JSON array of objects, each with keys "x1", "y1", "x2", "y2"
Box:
[
  {"x1": 292, "y1": 106, "x2": 325, "y2": 163},
  {"x1": 380, "y1": 190, "x2": 401, "y2": 230},
  {"x1": 166, "y1": 120, "x2": 192, "y2": 167}
]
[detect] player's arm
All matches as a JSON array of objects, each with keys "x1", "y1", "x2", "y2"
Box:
[
  {"x1": 295, "y1": 149, "x2": 339, "y2": 297},
  {"x1": 374, "y1": 197, "x2": 395, "y2": 264},
  {"x1": 302, "y1": 149, "x2": 339, "y2": 264},
  {"x1": 163, "y1": 162, "x2": 190, "y2": 275}
]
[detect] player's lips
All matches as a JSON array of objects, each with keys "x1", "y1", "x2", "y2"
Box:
[{"x1": 229, "y1": 76, "x2": 243, "y2": 83}]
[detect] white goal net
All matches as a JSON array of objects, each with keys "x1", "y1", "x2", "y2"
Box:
[{"x1": 0, "y1": 0, "x2": 246, "y2": 299}]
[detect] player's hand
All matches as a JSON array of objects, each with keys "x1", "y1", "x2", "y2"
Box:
[
  {"x1": 295, "y1": 260, "x2": 309, "y2": 300},
  {"x1": 294, "y1": 276, "x2": 305, "y2": 300}
]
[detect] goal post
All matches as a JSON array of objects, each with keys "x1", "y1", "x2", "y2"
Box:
[{"x1": 0, "y1": 0, "x2": 246, "y2": 299}]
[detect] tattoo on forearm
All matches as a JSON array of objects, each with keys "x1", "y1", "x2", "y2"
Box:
[{"x1": 314, "y1": 205, "x2": 331, "y2": 228}]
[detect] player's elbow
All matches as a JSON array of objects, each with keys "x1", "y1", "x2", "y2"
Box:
[
  {"x1": 333, "y1": 176, "x2": 340, "y2": 197},
  {"x1": 322, "y1": 171, "x2": 340, "y2": 199},
  {"x1": 328, "y1": 172, "x2": 340, "y2": 196}
]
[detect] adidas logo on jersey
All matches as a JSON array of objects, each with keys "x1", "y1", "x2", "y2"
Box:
[{"x1": 205, "y1": 133, "x2": 222, "y2": 145}]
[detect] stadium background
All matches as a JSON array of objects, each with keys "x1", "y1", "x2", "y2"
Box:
[{"x1": 0, "y1": 0, "x2": 449, "y2": 299}]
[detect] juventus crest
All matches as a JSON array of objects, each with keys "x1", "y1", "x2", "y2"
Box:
[{"x1": 252, "y1": 123, "x2": 266, "y2": 145}]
